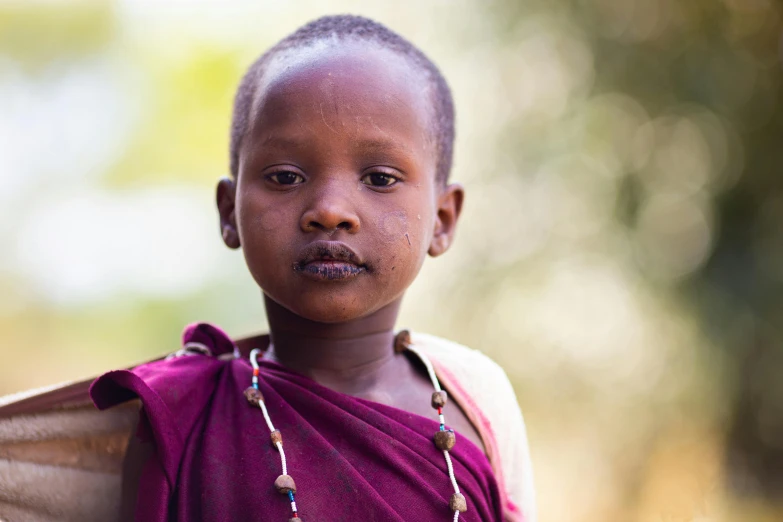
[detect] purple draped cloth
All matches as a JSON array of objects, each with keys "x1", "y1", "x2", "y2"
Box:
[{"x1": 90, "y1": 323, "x2": 503, "y2": 521}]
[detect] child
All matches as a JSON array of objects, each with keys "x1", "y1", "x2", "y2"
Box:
[{"x1": 1, "y1": 14, "x2": 535, "y2": 522}]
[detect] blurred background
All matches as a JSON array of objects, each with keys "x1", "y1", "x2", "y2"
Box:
[{"x1": 1, "y1": 0, "x2": 782, "y2": 520}]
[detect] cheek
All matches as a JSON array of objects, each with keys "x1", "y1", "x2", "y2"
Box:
[
  {"x1": 237, "y1": 197, "x2": 286, "y2": 236},
  {"x1": 377, "y1": 210, "x2": 408, "y2": 242},
  {"x1": 373, "y1": 209, "x2": 419, "y2": 261},
  {"x1": 236, "y1": 197, "x2": 294, "y2": 283},
  {"x1": 373, "y1": 201, "x2": 433, "y2": 251},
  {"x1": 370, "y1": 207, "x2": 431, "y2": 282}
]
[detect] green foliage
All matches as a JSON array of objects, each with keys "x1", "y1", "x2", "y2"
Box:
[
  {"x1": 0, "y1": 3, "x2": 114, "y2": 72},
  {"x1": 106, "y1": 47, "x2": 246, "y2": 186}
]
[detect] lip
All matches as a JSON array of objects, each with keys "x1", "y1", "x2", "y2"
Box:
[{"x1": 293, "y1": 241, "x2": 368, "y2": 281}]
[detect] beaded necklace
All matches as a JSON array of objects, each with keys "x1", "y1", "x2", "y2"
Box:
[{"x1": 241, "y1": 330, "x2": 468, "y2": 521}]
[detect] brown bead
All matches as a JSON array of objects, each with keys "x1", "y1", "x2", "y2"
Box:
[
  {"x1": 274, "y1": 474, "x2": 296, "y2": 494},
  {"x1": 434, "y1": 429, "x2": 456, "y2": 451},
  {"x1": 449, "y1": 492, "x2": 467, "y2": 512},
  {"x1": 270, "y1": 430, "x2": 283, "y2": 446},
  {"x1": 394, "y1": 329, "x2": 411, "y2": 353},
  {"x1": 243, "y1": 387, "x2": 264, "y2": 407},
  {"x1": 431, "y1": 390, "x2": 448, "y2": 409},
  {"x1": 288, "y1": 519, "x2": 302, "y2": 522}
]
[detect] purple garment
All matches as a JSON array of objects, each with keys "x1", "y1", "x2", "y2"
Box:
[{"x1": 90, "y1": 323, "x2": 503, "y2": 521}]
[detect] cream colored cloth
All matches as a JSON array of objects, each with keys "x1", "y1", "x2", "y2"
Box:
[{"x1": 0, "y1": 332, "x2": 535, "y2": 522}]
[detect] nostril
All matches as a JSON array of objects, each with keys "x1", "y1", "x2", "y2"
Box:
[{"x1": 301, "y1": 213, "x2": 360, "y2": 233}]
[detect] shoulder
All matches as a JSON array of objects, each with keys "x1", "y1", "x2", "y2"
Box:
[
  {"x1": 409, "y1": 332, "x2": 509, "y2": 388},
  {"x1": 409, "y1": 331, "x2": 537, "y2": 522},
  {"x1": 409, "y1": 332, "x2": 521, "y2": 428},
  {"x1": 89, "y1": 323, "x2": 242, "y2": 486},
  {"x1": 408, "y1": 332, "x2": 518, "y2": 435},
  {"x1": 91, "y1": 322, "x2": 240, "y2": 411}
]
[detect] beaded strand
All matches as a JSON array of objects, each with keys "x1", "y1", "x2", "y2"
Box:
[
  {"x1": 245, "y1": 348, "x2": 301, "y2": 521},
  {"x1": 403, "y1": 335, "x2": 467, "y2": 521},
  {"x1": 243, "y1": 332, "x2": 468, "y2": 520}
]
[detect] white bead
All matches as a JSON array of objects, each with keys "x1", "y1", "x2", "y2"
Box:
[
  {"x1": 248, "y1": 344, "x2": 465, "y2": 521},
  {"x1": 444, "y1": 450, "x2": 460, "y2": 494},
  {"x1": 276, "y1": 441, "x2": 288, "y2": 476}
]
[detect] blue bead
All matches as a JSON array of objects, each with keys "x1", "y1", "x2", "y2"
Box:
[
  {"x1": 288, "y1": 491, "x2": 295, "y2": 502},
  {"x1": 440, "y1": 424, "x2": 445, "y2": 431},
  {"x1": 252, "y1": 383, "x2": 259, "y2": 390}
]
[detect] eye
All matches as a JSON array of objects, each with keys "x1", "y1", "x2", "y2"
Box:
[
  {"x1": 362, "y1": 172, "x2": 399, "y2": 187},
  {"x1": 267, "y1": 171, "x2": 304, "y2": 185}
]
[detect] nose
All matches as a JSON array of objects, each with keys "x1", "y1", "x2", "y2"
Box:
[{"x1": 300, "y1": 182, "x2": 361, "y2": 234}]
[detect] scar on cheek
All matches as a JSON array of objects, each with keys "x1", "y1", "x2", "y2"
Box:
[{"x1": 377, "y1": 210, "x2": 408, "y2": 243}]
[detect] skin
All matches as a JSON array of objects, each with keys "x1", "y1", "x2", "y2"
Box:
[{"x1": 121, "y1": 41, "x2": 473, "y2": 520}]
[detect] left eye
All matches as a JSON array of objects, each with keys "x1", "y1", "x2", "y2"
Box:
[{"x1": 362, "y1": 173, "x2": 398, "y2": 187}]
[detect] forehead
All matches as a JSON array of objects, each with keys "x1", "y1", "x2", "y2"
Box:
[{"x1": 246, "y1": 41, "x2": 435, "y2": 156}]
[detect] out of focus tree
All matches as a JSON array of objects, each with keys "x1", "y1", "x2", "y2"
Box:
[{"x1": 484, "y1": 0, "x2": 783, "y2": 508}]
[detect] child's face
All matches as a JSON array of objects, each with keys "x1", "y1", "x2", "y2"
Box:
[{"x1": 218, "y1": 42, "x2": 462, "y2": 323}]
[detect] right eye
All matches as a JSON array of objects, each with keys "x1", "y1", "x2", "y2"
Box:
[{"x1": 267, "y1": 172, "x2": 304, "y2": 185}]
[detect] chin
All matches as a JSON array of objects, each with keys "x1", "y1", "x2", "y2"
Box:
[
  {"x1": 261, "y1": 283, "x2": 383, "y2": 324},
  {"x1": 288, "y1": 300, "x2": 373, "y2": 324}
]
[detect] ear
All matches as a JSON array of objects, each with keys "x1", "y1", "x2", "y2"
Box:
[
  {"x1": 428, "y1": 183, "x2": 464, "y2": 257},
  {"x1": 216, "y1": 176, "x2": 241, "y2": 249}
]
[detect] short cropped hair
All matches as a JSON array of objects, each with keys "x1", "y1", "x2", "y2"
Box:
[{"x1": 229, "y1": 15, "x2": 455, "y2": 184}]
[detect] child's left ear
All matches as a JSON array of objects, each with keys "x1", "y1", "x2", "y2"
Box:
[{"x1": 428, "y1": 183, "x2": 464, "y2": 257}]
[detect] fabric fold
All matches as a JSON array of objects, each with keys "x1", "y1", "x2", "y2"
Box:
[{"x1": 90, "y1": 324, "x2": 504, "y2": 521}]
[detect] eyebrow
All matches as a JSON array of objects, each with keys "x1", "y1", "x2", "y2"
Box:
[
  {"x1": 260, "y1": 136, "x2": 307, "y2": 149},
  {"x1": 353, "y1": 138, "x2": 413, "y2": 155},
  {"x1": 261, "y1": 135, "x2": 414, "y2": 155}
]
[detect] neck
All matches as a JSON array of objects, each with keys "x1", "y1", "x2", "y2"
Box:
[{"x1": 262, "y1": 294, "x2": 403, "y2": 395}]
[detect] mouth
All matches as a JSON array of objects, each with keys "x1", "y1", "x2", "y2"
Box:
[{"x1": 293, "y1": 241, "x2": 368, "y2": 281}]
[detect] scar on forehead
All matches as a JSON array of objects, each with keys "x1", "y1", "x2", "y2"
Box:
[{"x1": 319, "y1": 102, "x2": 339, "y2": 134}]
